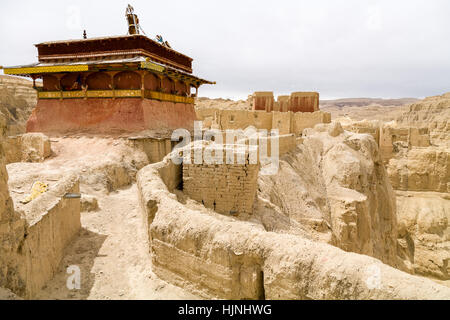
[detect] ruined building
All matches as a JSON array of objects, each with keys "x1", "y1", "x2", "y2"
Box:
[
  {"x1": 1, "y1": 8, "x2": 214, "y2": 134},
  {"x1": 252, "y1": 91, "x2": 319, "y2": 113}
]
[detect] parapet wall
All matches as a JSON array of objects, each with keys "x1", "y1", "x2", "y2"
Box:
[
  {"x1": 183, "y1": 145, "x2": 259, "y2": 215},
  {"x1": 341, "y1": 120, "x2": 432, "y2": 163},
  {"x1": 14, "y1": 174, "x2": 81, "y2": 298},
  {"x1": 380, "y1": 125, "x2": 431, "y2": 162},
  {"x1": 4, "y1": 133, "x2": 51, "y2": 164}
]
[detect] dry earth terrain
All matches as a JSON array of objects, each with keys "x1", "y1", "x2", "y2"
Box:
[{"x1": 0, "y1": 75, "x2": 449, "y2": 299}]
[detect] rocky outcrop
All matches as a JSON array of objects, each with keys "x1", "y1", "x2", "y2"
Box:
[
  {"x1": 396, "y1": 192, "x2": 449, "y2": 279},
  {"x1": 331, "y1": 93, "x2": 450, "y2": 282},
  {"x1": 0, "y1": 76, "x2": 37, "y2": 136},
  {"x1": 257, "y1": 122, "x2": 398, "y2": 267},
  {"x1": 396, "y1": 92, "x2": 450, "y2": 147},
  {"x1": 388, "y1": 147, "x2": 449, "y2": 193}
]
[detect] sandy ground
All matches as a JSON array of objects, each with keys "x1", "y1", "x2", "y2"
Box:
[
  {"x1": 5, "y1": 136, "x2": 197, "y2": 300},
  {"x1": 35, "y1": 184, "x2": 197, "y2": 300}
]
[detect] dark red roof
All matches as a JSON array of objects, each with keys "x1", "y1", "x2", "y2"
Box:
[{"x1": 36, "y1": 34, "x2": 193, "y2": 73}]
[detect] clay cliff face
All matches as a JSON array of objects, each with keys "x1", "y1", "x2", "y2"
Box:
[
  {"x1": 390, "y1": 93, "x2": 450, "y2": 280},
  {"x1": 257, "y1": 122, "x2": 398, "y2": 267},
  {"x1": 0, "y1": 76, "x2": 37, "y2": 136},
  {"x1": 330, "y1": 92, "x2": 450, "y2": 281},
  {"x1": 396, "y1": 93, "x2": 450, "y2": 147},
  {"x1": 0, "y1": 113, "x2": 26, "y2": 293},
  {"x1": 396, "y1": 192, "x2": 449, "y2": 279},
  {"x1": 388, "y1": 147, "x2": 449, "y2": 193}
]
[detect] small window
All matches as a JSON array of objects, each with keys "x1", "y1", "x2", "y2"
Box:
[{"x1": 229, "y1": 115, "x2": 235, "y2": 123}]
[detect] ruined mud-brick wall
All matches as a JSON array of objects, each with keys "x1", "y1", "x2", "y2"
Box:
[
  {"x1": 4, "y1": 133, "x2": 51, "y2": 164},
  {"x1": 183, "y1": 145, "x2": 259, "y2": 215},
  {"x1": 129, "y1": 137, "x2": 174, "y2": 164},
  {"x1": 380, "y1": 126, "x2": 431, "y2": 162},
  {"x1": 251, "y1": 92, "x2": 319, "y2": 113},
  {"x1": 252, "y1": 92, "x2": 274, "y2": 112}
]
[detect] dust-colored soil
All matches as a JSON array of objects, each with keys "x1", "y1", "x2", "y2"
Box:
[
  {"x1": 35, "y1": 184, "x2": 197, "y2": 300},
  {"x1": 5, "y1": 135, "x2": 197, "y2": 300}
]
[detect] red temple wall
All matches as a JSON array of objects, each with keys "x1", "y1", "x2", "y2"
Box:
[
  {"x1": 142, "y1": 100, "x2": 196, "y2": 131},
  {"x1": 26, "y1": 98, "x2": 196, "y2": 134}
]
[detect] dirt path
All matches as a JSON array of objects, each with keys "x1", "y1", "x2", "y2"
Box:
[{"x1": 36, "y1": 184, "x2": 197, "y2": 300}]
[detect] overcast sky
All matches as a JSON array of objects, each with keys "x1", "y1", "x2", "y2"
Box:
[{"x1": 1, "y1": 0, "x2": 449, "y2": 100}]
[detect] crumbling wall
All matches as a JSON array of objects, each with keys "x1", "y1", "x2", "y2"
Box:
[
  {"x1": 4, "y1": 133, "x2": 51, "y2": 164},
  {"x1": 128, "y1": 137, "x2": 173, "y2": 164},
  {"x1": 339, "y1": 120, "x2": 432, "y2": 163},
  {"x1": 387, "y1": 148, "x2": 449, "y2": 193},
  {"x1": 341, "y1": 120, "x2": 381, "y2": 145},
  {"x1": 15, "y1": 174, "x2": 81, "y2": 298},
  {"x1": 137, "y1": 156, "x2": 450, "y2": 300},
  {"x1": 252, "y1": 92, "x2": 274, "y2": 112},
  {"x1": 379, "y1": 125, "x2": 431, "y2": 162},
  {"x1": 290, "y1": 92, "x2": 319, "y2": 113},
  {"x1": 277, "y1": 96, "x2": 290, "y2": 112},
  {"x1": 251, "y1": 91, "x2": 319, "y2": 113},
  {"x1": 218, "y1": 110, "x2": 272, "y2": 131},
  {"x1": 291, "y1": 111, "x2": 331, "y2": 135},
  {"x1": 183, "y1": 145, "x2": 259, "y2": 215}
]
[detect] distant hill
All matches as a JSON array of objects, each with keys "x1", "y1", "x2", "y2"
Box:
[{"x1": 320, "y1": 98, "x2": 419, "y2": 108}]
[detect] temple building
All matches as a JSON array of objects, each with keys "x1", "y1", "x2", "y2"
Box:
[{"x1": 2, "y1": 6, "x2": 214, "y2": 134}]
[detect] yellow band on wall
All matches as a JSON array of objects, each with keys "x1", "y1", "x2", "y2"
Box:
[
  {"x1": 4, "y1": 65, "x2": 89, "y2": 75},
  {"x1": 38, "y1": 90, "x2": 194, "y2": 104}
]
